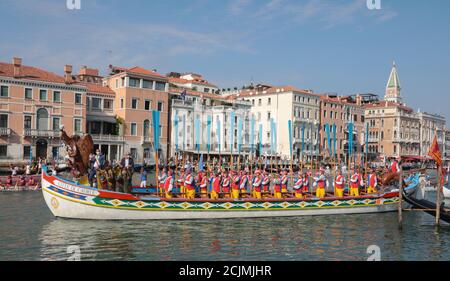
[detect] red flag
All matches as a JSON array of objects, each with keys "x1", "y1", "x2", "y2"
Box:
[{"x1": 428, "y1": 135, "x2": 442, "y2": 167}]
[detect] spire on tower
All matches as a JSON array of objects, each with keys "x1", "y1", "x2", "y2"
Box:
[{"x1": 384, "y1": 61, "x2": 402, "y2": 103}]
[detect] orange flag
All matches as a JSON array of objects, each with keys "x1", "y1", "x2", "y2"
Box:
[{"x1": 428, "y1": 135, "x2": 442, "y2": 167}]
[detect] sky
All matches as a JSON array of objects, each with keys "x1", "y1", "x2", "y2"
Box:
[{"x1": 0, "y1": 0, "x2": 449, "y2": 121}]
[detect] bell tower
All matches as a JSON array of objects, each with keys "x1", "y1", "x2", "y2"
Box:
[{"x1": 384, "y1": 61, "x2": 402, "y2": 104}]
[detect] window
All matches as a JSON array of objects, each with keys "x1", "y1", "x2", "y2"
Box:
[
  {"x1": 92, "y1": 98, "x2": 101, "y2": 109},
  {"x1": 120, "y1": 98, "x2": 124, "y2": 108},
  {"x1": 53, "y1": 91, "x2": 61, "y2": 102},
  {"x1": 115, "y1": 79, "x2": 119, "y2": 88},
  {"x1": 74, "y1": 119, "x2": 81, "y2": 133},
  {"x1": 155, "y1": 82, "x2": 166, "y2": 91},
  {"x1": 157, "y1": 101, "x2": 163, "y2": 112},
  {"x1": 23, "y1": 146, "x2": 31, "y2": 160},
  {"x1": 0, "y1": 145, "x2": 7, "y2": 158},
  {"x1": 323, "y1": 110, "x2": 327, "y2": 118},
  {"x1": 129, "y1": 78, "x2": 140, "y2": 87},
  {"x1": 0, "y1": 86, "x2": 8, "y2": 97},
  {"x1": 267, "y1": 112, "x2": 271, "y2": 121},
  {"x1": 25, "y1": 88, "x2": 32, "y2": 99},
  {"x1": 24, "y1": 116, "x2": 32, "y2": 129},
  {"x1": 145, "y1": 100, "x2": 152, "y2": 110},
  {"x1": 204, "y1": 88, "x2": 210, "y2": 93},
  {"x1": 130, "y1": 123, "x2": 137, "y2": 136},
  {"x1": 143, "y1": 79, "x2": 155, "y2": 89},
  {"x1": 39, "y1": 89, "x2": 47, "y2": 101},
  {"x1": 258, "y1": 99, "x2": 262, "y2": 106},
  {"x1": 75, "y1": 93, "x2": 82, "y2": 104},
  {"x1": 132, "y1": 98, "x2": 138, "y2": 109},
  {"x1": 0, "y1": 114, "x2": 7, "y2": 128},
  {"x1": 52, "y1": 117, "x2": 60, "y2": 131},
  {"x1": 104, "y1": 99, "x2": 113, "y2": 110}
]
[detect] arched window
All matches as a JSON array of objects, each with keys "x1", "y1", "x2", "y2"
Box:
[{"x1": 37, "y1": 108, "x2": 49, "y2": 130}]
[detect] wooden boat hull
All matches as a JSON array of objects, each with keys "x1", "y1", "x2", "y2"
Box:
[{"x1": 41, "y1": 166, "x2": 419, "y2": 220}]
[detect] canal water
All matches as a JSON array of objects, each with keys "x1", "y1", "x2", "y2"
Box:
[{"x1": 0, "y1": 189, "x2": 448, "y2": 261}]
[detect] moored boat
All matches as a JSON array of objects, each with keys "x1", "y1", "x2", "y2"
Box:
[{"x1": 42, "y1": 165, "x2": 421, "y2": 220}]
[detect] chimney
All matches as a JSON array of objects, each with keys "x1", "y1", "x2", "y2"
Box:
[
  {"x1": 12, "y1": 57, "x2": 22, "y2": 78},
  {"x1": 64, "y1": 65, "x2": 73, "y2": 84}
]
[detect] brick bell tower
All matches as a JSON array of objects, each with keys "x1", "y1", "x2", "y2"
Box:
[{"x1": 384, "y1": 61, "x2": 402, "y2": 104}]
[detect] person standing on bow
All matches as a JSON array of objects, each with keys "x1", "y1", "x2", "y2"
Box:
[
  {"x1": 334, "y1": 169, "x2": 345, "y2": 198},
  {"x1": 231, "y1": 170, "x2": 240, "y2": 199},
  {"x1": 349, "y1": 168, "x2": 362, "y2": 197},
  {"x1": 367, "y1": 169, "x2": 378, "y2": 194},
  {"x1": 313, "y1": 168, "x2": 327, "y2": 198},
  {"x1": 184, "y1": 167, "x2": 195, "y2": 199}
]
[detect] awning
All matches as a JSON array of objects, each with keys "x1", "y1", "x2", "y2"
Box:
[{"x1": 87, "y1": 115, "x2": 117, "y2": 123}]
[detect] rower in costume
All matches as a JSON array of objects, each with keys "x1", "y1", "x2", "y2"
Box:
[
  {"x1": 349, "y1": 169, "x2": 362, "y2": 197},
  {"x1": 184, "y1": 168, "x2": 195, "y2": 199},
  {"x1": 367, "y1": 169, "x2": 378, "y2": 194},
  {"x1": 221, "y1": 170, "x2": 230, "y2": 198},
  {"x1": 313, "y1": 168, "x2": 327, "y2": 198},
  {"x1": 334, "y1": 170, "x2": 345, "y2": 198},
  {"x1": 177, "y1": 168, "x2": 185, "y2": 198},
  {"x1": 158, "y1": 167, "x2": 167, "y2": 194},
  {"x1": 164, "y1": 169, "x2": 174, "y2": 199},
  {"x1": 252, "y1": 169, "x2": 262, "y2": 199},
  {"x1": 231, "y1": 170, "x2": 240, "y2": 199},
  {"x1": 273, "y1": 171, "x2": 282, "y2": 199},
  {"x1": 293, "y1": 171, "x2": 304, "y2": 198},
  {"x1": 281, "y1": 169, "x2": 288, "y2": 193},
  {"x1": 262, "y1": 170, "x2": 270, "y2": 193},
  {"x1": 199, "y1": 171, "x2": 209, "y2": 196},
  {"x1": 211, "y1": 170, "x2": 221, "y2": 200},
  {"x1": 240, "y1": 170, "x2": 249, "y2": 195}
]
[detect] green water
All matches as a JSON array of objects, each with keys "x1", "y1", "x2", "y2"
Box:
[{"x1": 0, "y1": 191, "x2": 448, "y2": 261}]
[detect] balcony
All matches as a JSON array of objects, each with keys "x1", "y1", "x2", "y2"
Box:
[
  {"x1": 24, "y1": 129, "x2": 59, "y2": 138},
  {"x1": 0, "y1": 127, "x2": 11, "y2": 136},
  {"x1": 91, "y1": 134, "x2": 124, "y2": 142}
]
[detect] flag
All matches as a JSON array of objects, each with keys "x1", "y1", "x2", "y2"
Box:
[
  {"x1": 332, "y1": 123, "x2": 337, "y2": 158},
  {"x1": 325, "y1": 123, "x2": 331, "y2": 156},
  {"x1": 152, "y1": 110, "x2": 160, "y2": 151},
  {"x1": 428, "y1": 135, "x2": 442, "y2": 167},
  {"x1": 288, "y1": 120, "x2": 293, "y2": 157},
  {"x1": 174, "y1": 112, "x2": 179, "y2": 152},
  {"x1": 206, "y1": 115, "x2": 212, "y2": 153},
  {"x1": 237, "y1": 117, "x2": 243, "y2": 154},
  {"x1": 348, "y1": 122, "x2": 354, "y2": 156}
]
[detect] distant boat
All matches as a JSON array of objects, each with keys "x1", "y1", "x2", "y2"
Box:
[{"x1": 41, "y1": 165, "x2": 420, "y2": 220}]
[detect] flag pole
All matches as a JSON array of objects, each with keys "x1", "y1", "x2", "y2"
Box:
[{"x1": 435, "y1": 130, "x2": 441, "y2": 226}]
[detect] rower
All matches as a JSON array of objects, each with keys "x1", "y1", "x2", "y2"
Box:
[
  {"x1": 211, "y1": 170, "x2": 221, "y2": 200},
  {"x1": 178, "y1": 168, "x2": 185, "y2": 198},
  {"x1": 184, "y1": 168, "x2": 195, "y2": 199},
  {"x1": 302, "y1": 172, "x2": 309, "y2": 194},
  {"x1": 367, "y1": 169, "x2": 378, "y2": 194},
  {"x1": 158, "y1": 167, "x2": 167, "y2": 194},
  {"x1": 334, "y1": 170, "x2": 345, "y2": 198},
  {"x1": 252, "y1": 169, "x2": 262, "y2": 199},
  {"x1": 240, "y1": 170, "x2": 249, "y2": 195},
  {"x1": 231, "y1": 170, "x2": 240, "y2": 199},
  {"x1": 262, "y1": 170, "x2": 270, "y2": 193},
  {"x1": 349, "y1": 169, "x2": 361, "y2": 197},
  {"x1": 281, "y1": 169, "x2": 288, "y2": 193},
  {"x1": 273, "y1": 171, "x2": 282, "y2": 199},
  {"x1": 313, "y1": 168, "x2": 327, "y2": 198},
  {"x1": 293, "y1": 171, "x2": 304, "y2": 198},
  {"x1": 199, "y1": 171, "x2": 208, "y2": 196},
  {"x1": 221, "y1": 170, "x2": 231, "y2": 197},
  {"x1": 164, "y1": 169, "x2": 174, "y2": 199}
]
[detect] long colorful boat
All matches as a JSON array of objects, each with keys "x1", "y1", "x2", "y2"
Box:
[{"x1": 41, "y1": 166, "x2": 419, "y2": 220}]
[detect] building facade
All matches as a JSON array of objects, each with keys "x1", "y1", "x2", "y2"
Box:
[
  {"x1": 416, "y1": 111, "x2": 446, "y2": 157},
  {"x1": 0, "y1": 57, "x2": 87, "y2": 166}
]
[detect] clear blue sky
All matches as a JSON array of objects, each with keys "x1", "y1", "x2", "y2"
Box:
[{"x1": 1, "y1": 0, "x2": 449, "y2": 121}]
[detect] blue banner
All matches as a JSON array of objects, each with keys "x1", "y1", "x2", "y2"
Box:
[
  {"x1": 332, "y1": 123, "x2": 337, "y2": 158},
  {"x1": 259, "y1": 124, "x2": 263, "y2": 155},
  {"x1": 288, "y1": 120, "x2": 293, "y2": 157},
  {"x1": 216, "y1": 118, "x2": 221, "y2": 153},
  {"x1": 348, "y1": 122, "x2": 354, "y2": 156},
  {"x1": 152, "y1": 110, "x2": 160, "y2": 151},
  {"x1": 230, "y1": 112, "x2": 235, "y2": 153},
  {"x1": 250, "y1": 115, "x2": 255, "y2": 154},
  {"x1": 174, "y1": 112, "x2": 179, "y2": 152},
  {"x1": 194, "y1": 116, "x2": 200, "y2": 153},
  {"x1": 206, "y1": 115, "x2": 212, "y2": 153},
  {"x1": 325, "y1": 123, "x2": 331, "y2": 156},
  {"x1": 237, "y1": 117, "x2": 243, "y2": 154}
]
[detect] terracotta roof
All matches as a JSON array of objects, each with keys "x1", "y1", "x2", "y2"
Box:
[
  {"x1": 168, "y1": 76, "x2": 217, "y2": 88},
  {"x1": 110, "y1": 65, "x2": 167, "y2": 80},
  {"x1": 0, "y1": 61, "x2": 66, "y2": 84},
  {"x1": 228, "y1": 85, "x2": 317, "y2": 99},
  {"x1": 80, "y1": 82, "x2": 115, "y2": 95},
  {"x1": 170, "y1": 87, "x2": 225, "y2": 101},
  {"x1": 364, "y1": 100, "x2": 413, "y2": 112}
]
